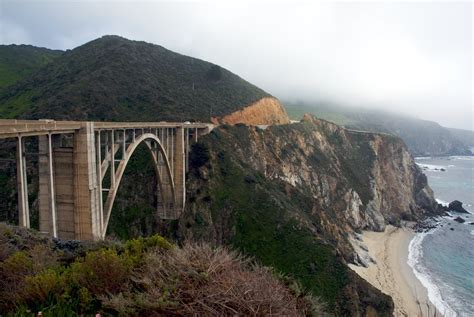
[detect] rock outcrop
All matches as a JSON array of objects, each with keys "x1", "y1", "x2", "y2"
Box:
[
  {"x1": 212, "y1": 97, "x2": 290, "y2": 125},
  {"x1": 449, "y1": 200, "x2": 469, "y2": 214}
]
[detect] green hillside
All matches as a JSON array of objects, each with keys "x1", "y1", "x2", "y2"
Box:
[
  {"x1": 0, "y1": 36, "x2": 270, "y2": 121},
  {"x1": 285, "y1": 101, "x2": 472, "y2": 156},
  {"x1": 0, "y1": 45, "x2": 62, "y2": 90}
]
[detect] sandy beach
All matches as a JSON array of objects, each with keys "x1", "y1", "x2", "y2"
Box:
[{"x1": 349, "y1": 225, "x2": 438, "y2": 317}]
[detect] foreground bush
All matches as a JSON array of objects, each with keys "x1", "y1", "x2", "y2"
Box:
[
  {"x1": 102, "y1": 244, "x2": 325, "y2": 315},
  {"x1": 0, "y1": 224, "x2": 326, "y2": 316}
]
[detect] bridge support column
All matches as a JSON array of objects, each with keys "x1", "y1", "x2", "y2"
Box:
[
  {"x1": 16, "y1": 136, "x2": 30, "y2": 228},
  {"x1": 173, "y1": 127, "x2": 185, "y2": 217},
  {"x1": 38, "y1": 135, "x2": 58, "y2": 237},
  {"x1": 73, "y1": 123, "x2": 101, "y2": 240}
]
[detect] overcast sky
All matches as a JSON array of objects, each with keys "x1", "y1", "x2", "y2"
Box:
[{"x1": 1, "y1": 1, "x2": 472, "y2": 130}]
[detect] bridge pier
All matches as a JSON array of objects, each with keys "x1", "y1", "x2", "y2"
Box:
[{"x1": 73, "y1": 123, "x2": 101, "y2": 240}]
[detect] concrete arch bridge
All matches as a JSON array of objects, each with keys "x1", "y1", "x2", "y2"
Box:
[{"x1": 0, "y1": 120, "x2": 213, "y2": 240}]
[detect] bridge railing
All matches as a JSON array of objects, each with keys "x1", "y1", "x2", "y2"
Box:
[{"x1": 0, "y1": 119, "x2": 213, "y2": 139}]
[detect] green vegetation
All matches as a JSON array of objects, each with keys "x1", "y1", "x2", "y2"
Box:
[
  {"x1": 0, "y1": 90, "x2": 37, "y2": 118},
  {"x1": 0, "y1": 223, "x2": 324, "y2": 316},
  {"x1": 285, "y1": 102, "x2": 356, "y2": 126},
  {"x1": 207, "y1": 142, "x2": 345, "y2": 308},
  {"x1": 0, "y1": 36, "x2": 270, "y2": 121},
  {"x1": 0, "y1": 167, "x2": 17, "y2": 224},
  {"x1": 0, "y1": 45, "x2": 62, "y2": 90}
]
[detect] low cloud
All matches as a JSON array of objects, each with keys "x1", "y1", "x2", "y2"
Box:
[{"x1": 0, "y1": 1, "x2": 472, "y2": 129}]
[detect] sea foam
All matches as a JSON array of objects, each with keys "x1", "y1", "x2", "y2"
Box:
[{"x1": 435, "y1": 198, "x2": 449, "y2": 207}]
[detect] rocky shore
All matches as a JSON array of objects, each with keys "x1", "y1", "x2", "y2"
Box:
[{"x1": 412, "y1": 200, "x2": 471, "y2": 234}]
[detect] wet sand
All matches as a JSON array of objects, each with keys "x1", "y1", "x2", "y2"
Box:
[{"x1": 349, "y1": 225, "x2": 439, "y2": 316}]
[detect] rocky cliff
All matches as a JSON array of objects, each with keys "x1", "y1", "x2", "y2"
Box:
[
  {"x1": 178, "y1": 114, "x2": 439, "y2": 315},
  {"x1": 212, "y1": 97, "x2": 290, "y2": 125}
]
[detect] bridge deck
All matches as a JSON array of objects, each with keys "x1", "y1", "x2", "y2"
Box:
[{"x1": 0, "y1": 119, "x2": 212, "y2": 139}]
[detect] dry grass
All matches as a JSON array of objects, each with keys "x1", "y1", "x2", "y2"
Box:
[{"x1": 102, "y1": 243, "x2": 326, "y2": 316}]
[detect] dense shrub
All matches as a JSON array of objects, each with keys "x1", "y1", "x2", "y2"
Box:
[
  {"x1": 0, "y1": 251, "x2": 35, "y2": 310},
  {"x1": 0, "y1": 225, "x2": 322, "y2": 316},
  {"x1": 68, "y1": 248, "x2": 131, "y2": 296},
  {"x1": 0, "y1": 243, "x2": 57, "y2": 311},
  {"x1": 23, "y1": 269, "x2": 65, "y2": 308}
]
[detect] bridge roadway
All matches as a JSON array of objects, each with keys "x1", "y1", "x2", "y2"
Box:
[{"x1": 0, "y1": 119, "x2": 213, "y2": 240}]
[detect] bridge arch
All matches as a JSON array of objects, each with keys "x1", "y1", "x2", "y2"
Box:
[{"x1": 102, "y1": 133, "x2": 175, "y2": 238}]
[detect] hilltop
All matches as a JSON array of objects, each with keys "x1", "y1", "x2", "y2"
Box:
[
  {"x1": 0, "y1": 44, "x2": 62, "y2": 90},
  {"x1": 0, "y1": 36, "x2": 288, "y2": 124}
]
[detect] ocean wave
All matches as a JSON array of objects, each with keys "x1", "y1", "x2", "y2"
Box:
[
  {"x1": 449, "y1": 156, "x2": 474, "y2": 161},
  {"x1": 436, "y1": 199, "x2": 449, "y2": 207},
  {"x1": 416, "y1": 163, "x2": 448, "y2": 171},
  {"x1": 415, "y1": 156, "x2": 432, "y2": 160},
  {"x1": 407, "y1": 229, "x2": 458, "y2": 317}
]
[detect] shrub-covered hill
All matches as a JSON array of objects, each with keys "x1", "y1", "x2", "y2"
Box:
[
  {"x1": 0, "y1": 35, "x2": 272, "y2": 121},
  {"x1": 0, "y1": 223, "x2": 326, "y2": 316},
  {"x1": 0, "y1": 44, "x2": 63, "y2": 91}
]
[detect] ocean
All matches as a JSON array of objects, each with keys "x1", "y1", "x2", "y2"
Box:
[{"x1": 411, "y1": 156, "x2": 474, "y2": 316}]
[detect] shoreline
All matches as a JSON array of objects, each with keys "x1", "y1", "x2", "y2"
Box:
[{"x1": 349, "y1": 225, "x2": 439, "y2": 316}]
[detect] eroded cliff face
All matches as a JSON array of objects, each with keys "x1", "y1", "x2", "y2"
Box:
[
  {"x1": 212, "y1": 97, "x2": 290, "y2": 125},
  {"x1": 202, "y1": 115, "x2": 436, "y2": 231},
  {"x1": 179, "y1": 115, "x2": 439, "y2": 315}
]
